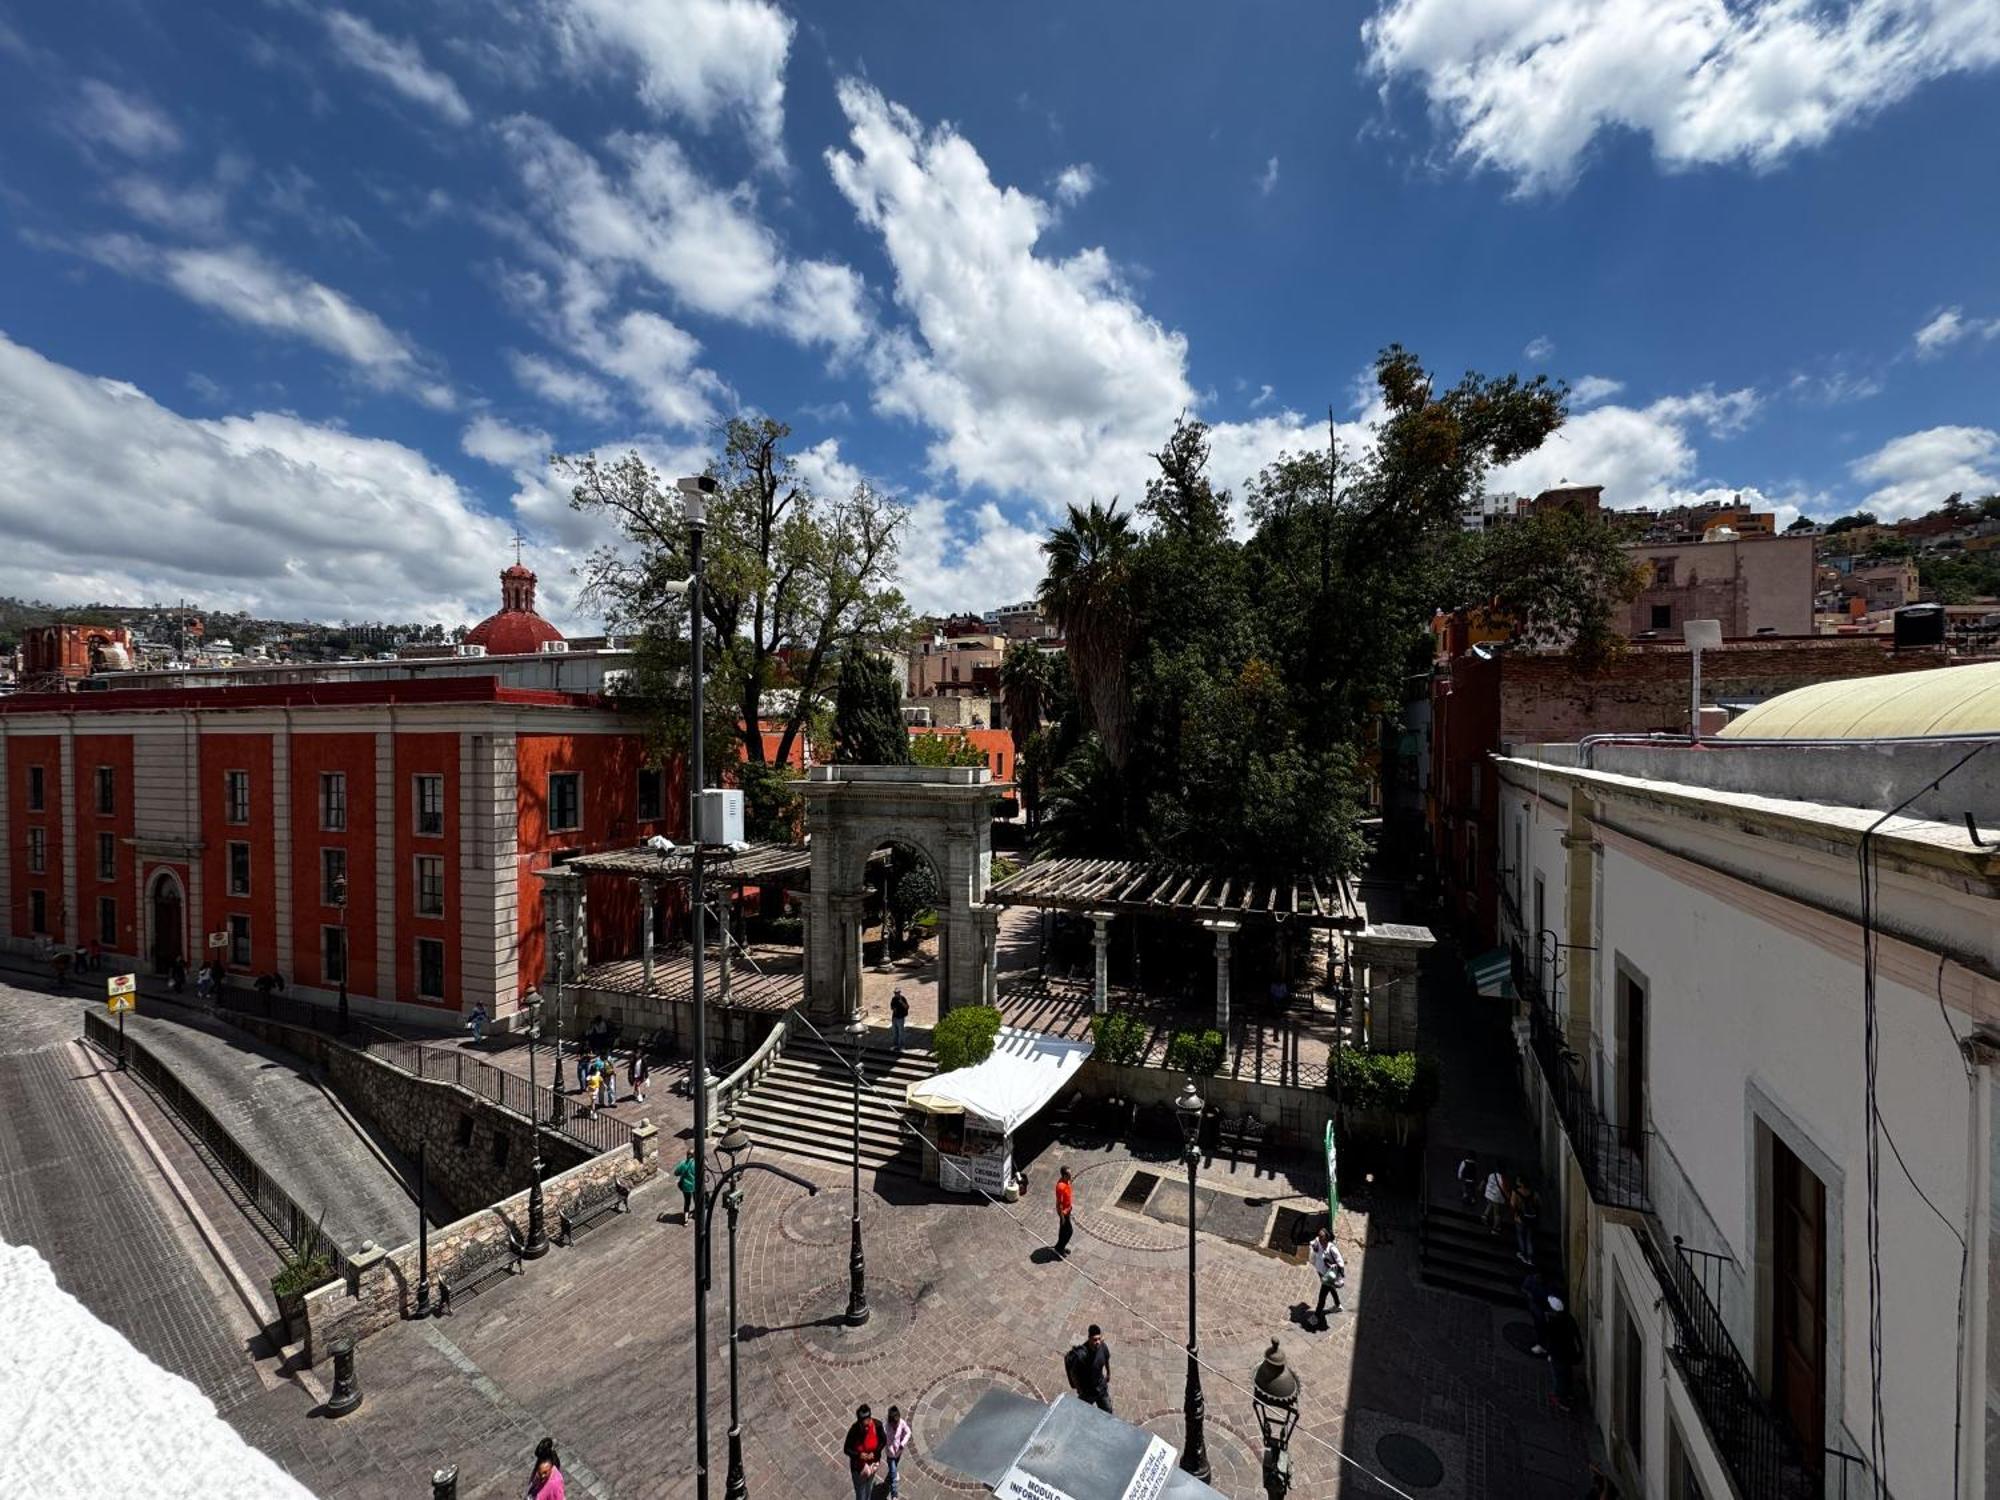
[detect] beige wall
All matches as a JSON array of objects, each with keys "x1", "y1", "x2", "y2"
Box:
[{"x1": 1623, "y1": 535, "x2": 1814, "y2": 639}]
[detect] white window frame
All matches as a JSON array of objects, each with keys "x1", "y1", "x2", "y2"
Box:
[
  {"x1": 415, "y1": 936, "x2": 446, "y2": 999},
  {"x1": 414, "y1": 855, "x2": 445, "y2": 918},
  {"x1": 97, "y1": 831, "x2": 117, "y2": 881},
  {"x1": 321, "y1": 847, "x2": 347, "y2": 907},
  {"x1": 224, "y1": 769, "x2": 251, "y2": 825},
  {"x1": 547, "y1": 771, "x2": 581, "y2": 833},
  {"x1": 320, "y1": 771, "x2": 347, "y2": 832},
  {"x1": 322, "y1": 925, "x2": 348, "y2": 985},
  {"x1": 227, "y1": 914, "x2": 251, "y2": 967},
  {"x1": 227, "y1": 840, "x2": 252, "y2": 897},
  {"x1": 27, "y1": 826, "x2": 45, "y2": 874},
  {"x1": 414, "y1": 774, "x2": 445, "y2": 837},
  {"x1": 26, "y1": 764, "x2": 44, "y2": 812},
  {"x1": 94, "y1": 765, "x2": 115, "y2": 815}
]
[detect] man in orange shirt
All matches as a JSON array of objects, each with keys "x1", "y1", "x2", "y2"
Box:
[{"x1": 1054, "y1": 1165, "x2": 1075, "y2": 1257}]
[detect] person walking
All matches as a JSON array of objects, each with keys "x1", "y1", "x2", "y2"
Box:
[
  {"x1": 1455, "y1": 1150, "x2": 1480, "y2": 1208},
  {"x1": 1064, "y1": 1325, "x2": 1113, "y2": 1413},
  {"x1": 1308, "y1": 1224, "x2": 1346, "y2": 1327},
  {"x1": 882, "y1": 1403, "x2": 912, "y2": 1498},
  {"x1": 169, "y1": 956, "x2": 187, "y2": 994},
  {"x1": 526, "y1": 1437, "x2": 565, "y2": 1500},
  {"x1": 890, "y1": 989, "x2": 910, "y2": 1052},
  {"x1": 844, "y1": 1403, "x2": 886, "y2": 1500},
  {"x1": 1482, "y1": 1164, "x2": 1510, "y2": 1233},
  {"x1": 1053, "y1": 1165, "x2": 1075, "y2": 1258},
  {"x1": 597, "y1": 1054, "x2": 618, "y2": 1108},
  {"x1": 1544, "y1": 1296, "x2": 1583, "y2": 1411},
  {"x1": 674, "y1": 1146, "x2": 698, "y2": 1224},
  {"x1": 629, "y1": 1046, "x2": 649, "y2": 1104},
  {"x1": 467, "y1": 1001, "x2": 488, "y2": 1044},
  {"x1": 1511, "y1": 1177, "x2": 1541, "y2": 1265},
  {"x1": 1521, "y1": 1269, "x2": 1556, "y2": 1356}
]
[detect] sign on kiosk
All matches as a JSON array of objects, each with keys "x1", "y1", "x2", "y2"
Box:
[{"x1": 106, "y1": 973, "x2": 137, "y2": 1013}]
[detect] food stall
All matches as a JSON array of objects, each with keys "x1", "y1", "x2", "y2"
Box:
[{"x1": 905, "y1": 1026, "x2": 1094, "y2": 1199}]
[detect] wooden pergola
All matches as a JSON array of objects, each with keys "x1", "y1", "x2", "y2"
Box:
[
  {"x1": 561, "y1": 841, "x2": 822, "y2": 887},
  {"x1": 988, "y1": 856, "x2": 1366, "y2": 929}
]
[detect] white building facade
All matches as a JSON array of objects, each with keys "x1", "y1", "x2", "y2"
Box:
[{"x1": 1492, "y1": 666, "x2": 2000, "y2": 1500}]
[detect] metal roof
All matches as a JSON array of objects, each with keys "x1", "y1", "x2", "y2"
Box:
[
  {"x1": 558, "y1": 841, "x2": 890, "y2": 886},
  {"x1": 989, "y1": 856, "x2": 1364, "y2": 927},
  {"x1": 1716, "y1": 658, "x2": 2000, "y2": 740}
]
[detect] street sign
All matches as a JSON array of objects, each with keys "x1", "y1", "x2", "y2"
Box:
[
  {"x1": 207, "y1": 931, "x2": 228, "y2": 950},
  {"x1": 106, "y1": 990, "x2": 136, "y2": 1013},
  {"x1": 107, "y1": 973, "x2": 136, "y2": 996}
]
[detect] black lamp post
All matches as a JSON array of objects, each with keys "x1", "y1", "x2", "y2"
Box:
[
  {"x1": 1174, "y1": 1078, "x2": 1210, "y2": 1481},
  {"x1": 520, "y1": 987, "x2": 550, "y2": 1259},
  {"x1": 547, "y1": 921, "x2": 568, "y2": 1127},
  {"x1": 413, "y1": 1140, "x2": 432, "y2": 1318},
  {"x1": 1251, "y1": 1338, "x2": 1300, "y2": 1499},
  {"x1": 845, "y1": 1016, "x2": 870, "y2": 1325}
]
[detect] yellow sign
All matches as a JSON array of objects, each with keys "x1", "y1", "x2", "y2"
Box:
[{"x1": 107, "y1": 992, "x2": 136, "y2": 1013}]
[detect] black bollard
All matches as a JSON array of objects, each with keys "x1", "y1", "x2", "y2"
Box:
[
  {"x1": 431, "y1": 1465, "x2": 458, "y2": 1499},
  {"x1": 325, "y1": 1335, "x2": 363, "y2": 1417}
]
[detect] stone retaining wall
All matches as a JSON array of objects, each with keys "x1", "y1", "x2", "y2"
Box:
[
  {"x1": 302, "y1": 1121, "x2": 659, "y2": 1364},
  {"x1": 227, "y1": 1014, "x2": 591, "y2": 1219},
  {"x1": 1071, "y1": 1061, "x2": 1334, "y2": 1147},
  {"x1": 565, "y1": 985, "x2": 771, "y2": 1065}
]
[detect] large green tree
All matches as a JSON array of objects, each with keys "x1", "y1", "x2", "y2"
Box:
[
  {"x1": 999, "y1": 641, "x2": 1057, "y2": 829},
  {"x1": 832, "y1": 650, "x2": 911, "y2": 765},
  {"x1": 1037, "y1": 499, "x2": 1137, "y2": 773}
]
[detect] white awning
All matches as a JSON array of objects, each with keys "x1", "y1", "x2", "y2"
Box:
[{"x1": 905, "y1": 1026, "x2": 1094, "y2": 1134}]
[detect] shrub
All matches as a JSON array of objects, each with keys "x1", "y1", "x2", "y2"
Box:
[
  {"x1": 1088, "y1": 1011, "x2": 1149, "y2": 1067},
  {"x1": 990, "y1": 854, "x2": 1021, "y2": 884},
  {"x1": 933, "y1": 1005, "x2": 1002, "y2": 1072},
  {"x1": 1330, "y1": 1049, "x2": 1440, "y2": 1113},
  {"x1": 1165, "y1": 1028, "x2": 1226, "y2": 1077}
]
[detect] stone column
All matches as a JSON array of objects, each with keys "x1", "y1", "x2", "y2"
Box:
[
  {"x1": 971, "y1": 903, "x2": 1002, "y2": 1009},
  {"x1": 1203, "y1": 919, "x2": 1240, "y2": 1035},
  {"x1": 1088, "y1": 910, "x2": 1115, "y2": 1014},
  {"x1": 1347, "y1": 924, "x2": 1435, "y2": 1053},
  {"x1": 830, "y1": 890, "x2": 867, "y2": 1022},
  {"x1": 638, "y1": 877, "x2": 656, "y2": 996}
]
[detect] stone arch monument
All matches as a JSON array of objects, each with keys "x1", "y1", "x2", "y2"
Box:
[{"x1": 798, "y1": 764, "x2": 1006, "y2": 1021}]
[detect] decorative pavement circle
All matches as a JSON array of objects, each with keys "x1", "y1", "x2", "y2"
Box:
[
  {"x1": 791, "y1": 1279, "x2": 920, "y2": 1366},
  {"x1": 780, "y1": 1184, "x2": 893, "y2": 1247},
  {"x1": 908, "y1": 1365, "x2": 1046, "y2": 1494},
  {"x1": 1135, "y1": 1410, "x2": 1264, "y2": 1497},
  {"x1": 1376, "y1": 1431, "x2": 1447, "y2": 1489},
  {"x1": 1069, "y1": 1160, "x2": 1184, "y2": 1252}
]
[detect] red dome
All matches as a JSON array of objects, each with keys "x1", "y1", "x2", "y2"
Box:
[{"x1": 465, "y1": 563, "x2": 564, "y2": 656}]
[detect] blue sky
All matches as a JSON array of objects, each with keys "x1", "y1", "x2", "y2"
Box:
[{"x1": 0, "y1": 0, "x2": 1996, "y2": 628}]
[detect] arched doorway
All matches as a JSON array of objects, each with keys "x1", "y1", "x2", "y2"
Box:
[{"x1": 147, "y1": 869, "x2": 185, "y2": 973}]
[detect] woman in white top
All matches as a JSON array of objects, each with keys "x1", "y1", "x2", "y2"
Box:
[
  {"x1": 1308, "y1": 1226, "x2": 1346, "y2": 1327},
  {"x1": 1482, "y1": 1168, "x2": 1509, "y2": 1232}
]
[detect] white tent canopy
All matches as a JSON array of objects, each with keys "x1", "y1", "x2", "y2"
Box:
[{"x1": 906, "y1": 1025, "x2": 1094, "y2": 1135}]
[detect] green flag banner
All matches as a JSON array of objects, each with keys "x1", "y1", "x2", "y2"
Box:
[{"x1": 1324, "y1": 1120, "x2": 1339, "y2": 1225}]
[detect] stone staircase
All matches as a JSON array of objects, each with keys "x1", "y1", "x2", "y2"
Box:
[
  {"x1": 728, "y1": 1027, "x2": 932, "y2": 1179},
  {"x1": 1418, "y1": 1200, "x2": 1561, "y2": 1305}
]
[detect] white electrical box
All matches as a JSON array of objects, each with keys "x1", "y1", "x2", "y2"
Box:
[{"x1": 696, "y1": 787, "x2": 744, "y2": 845}]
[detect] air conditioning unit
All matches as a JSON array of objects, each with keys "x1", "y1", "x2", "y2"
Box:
[
  {"x1": 539, "y1": 640, "x2": 570, "y2": 653},
  {"x1": 696, "y1": 787, "x2": 744, "y2": 845},
  {"x1": 456, "y1": 644, "x2": 487, "y2": 657}
]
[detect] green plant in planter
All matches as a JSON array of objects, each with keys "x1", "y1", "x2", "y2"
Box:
[
  {"x1": 271, "y1": 1209, "x2": 336, "y2": 1339},
  {"x1": 933, "y1": 1005, "x2": 1002, "y2": 1071},
  {"x1": 1088, "y1": 1011, "x2": 1149, "y2": 1068},
  {"x1": 1165, "y1": 1028, "x2": 1226, "y2": 1077}
]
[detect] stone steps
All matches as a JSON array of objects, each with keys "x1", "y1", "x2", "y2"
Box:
[
  {"x1": 1418, "y1": 1202, "x2": 1560, "y2": 1305},
  {"x1": 728, "y1": 1031, "x2": 935, "y2": 1177}
]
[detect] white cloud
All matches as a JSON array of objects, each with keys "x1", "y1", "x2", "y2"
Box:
[
  {"x1": 105, "y1": 172, "x2": 233, "y2": 237},
  {"x1": 1915, "y1": 305, "x2": 2000, "y2": 356},
  {"x1": 1052, "y1": 164, "x2": 1098, "y2": 206},
  {"x1": 1257, "y1": 155, "x2": 1280, "y2": 195},
  {"x1": 826, "y1": 81, "x2": 1194, "y2": 504},
  {"x1": 324, "y1": 11, "x2": 472, "y2": 126},
  {"x1": 548, "y1": 0, "x2": 794, "y2": 163},
  {"x1": 1523, "y1": 335, "x2": 1555, "y2": 362},
  {"x1": 508, "y1": 350, "x2": 617, "y2": 421},
  {"x1": 1363, "y1": 0, "x2": 2000, "y2": 194},
  {"x1": 896, "y1": 494, "x2": 1050, "y2": 617},
  {"x1": 800, "y1": 399, "x2": 852, "y2": 424},
  {"x1": 1492, "y1": 386, "x2": 1760, "y2": 507},
  {"x1": 0, "y1": 332, "x2": 584, "y2": 626},
  {"x1": 1570, "y1": 374, "x2": 1624, "y2": 407},
  {"x1": 1249, "y1": 383, "x2": 1275, "y2": 409},
  {"x1": 1850, "y1": 425, "x2": 1999, "y2": 518},
  {"x1": 1786, "y1": 368, "x2": 1883, "y2": 404},
  {"x1": 462, "y1": 415, "x2": 551, "y2": 471},
  {"x1": 69, "y1": 79, "x2": 181, "y2": 157},
  {"x1": 73, "y1": 234, "x2": 449, "y2": 403},
  {"x1": 1649, "y1": 383, "x2": 1762, "y2": 438}
]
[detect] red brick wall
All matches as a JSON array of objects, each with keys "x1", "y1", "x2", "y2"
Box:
[
  {"x1": 290, "y1": 733, "x2": 378, "y2": 996},
  {"x1": 74, "y1": 734, "x2": 135, "y2": 952},
  {"x1": 393, "y1": 732, "x2": 459, "y2": 1011},
  {"x1": 7, "y1": 733, "x2": 61, "y2": 938},
  {"x1": 201, "y1": 732, "x2": 276, "y2": 974}
]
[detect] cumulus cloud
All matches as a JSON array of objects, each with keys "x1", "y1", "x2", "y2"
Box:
[
  {"x1": 72, "y1": 234, "x2": 451, "y2": 404},
  {"x1": 1249, "y1": 383, "x2": 1275, "y2": 409},
  {"x1": 1052, "y1": 164, "x2": 1098, "y2": 206},
  {"x1": 1362, "y1": 0, "x2": 2000, "y2": 194},
  {"x1": 1570, "y1": 375, "x2": 1624, "y2": 407},
  {"x1": 0, "y1": 332, "x2": 579, "y2": 625},
  {"x1": 1850, "y1": 425, "x2": 1999, "y2": 517},
  {"x1": 1491, "y1": 386, "x2": 1761, "y2": 507},
  {"x1": 548, "y1": 0, "x2": 794, "y2": 163},
  {"x1": 1523, "y1": 335, "x2": 1554, "y2": 362},
  {"x1": 69, "y1": 79, "x2": 181, "y2": 157},
  {"x1": 1915, "y1": 306, "x2": 2000, "y2": 356},
  {"x1": 323, "y1": 11, "x2": 472, "y2": 126},
  {"x1": 896, "y1": 494, "x2": 1050, "y2": 617},
  {"x1": 508, "y1": 350, "x2": 617, "y2": 422}
]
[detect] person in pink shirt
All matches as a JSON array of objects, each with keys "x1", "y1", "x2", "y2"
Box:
[
  {"x1": 527, "y1": 1437, "x2": 565, "y2": 1499},
  {"x1": 883, "y1": 1404, "x2": 913, "y2": 1498}
]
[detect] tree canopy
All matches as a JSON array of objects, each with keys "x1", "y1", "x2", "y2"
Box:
[{"x1": 832, "y1": 650, "x2": 911, "y2": 765}]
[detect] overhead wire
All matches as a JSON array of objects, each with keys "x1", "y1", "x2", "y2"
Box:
[{"x1": 777, "y1": 1004, "x2": 1423, "y2": 1499}]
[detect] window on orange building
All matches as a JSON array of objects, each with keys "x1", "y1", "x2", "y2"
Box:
[
  {"x1": 227, "y1": 841, "x2": 251, "y2": 897},
  {"x1": 548, "y1": 772, "x2": 580, "y2": 832},
  {"x1": 322, "y1": 926, "x2": 347, "y2": 985},
  {"x1": 321, "y1": 847, "x2": 347, "y2": 906},
  {"x1": 636, "y1": 766, "x2": 664, "y2": 823},
  {"x1": 320, "y1": 772, "x2": 347, "y2": 831},
  {"x1": 225, "y1": 770, "x2": 250, "y2": 824},
  {"x1": 417, "y1": 937, "x2": 446, "y2": 999},
  {"x1": 27, "y1": 827, "x2": 45, "y2": 874},
  {"x1": 228, "y1": 914, "x2": 251, "y2": 967},
  {"x1": 98, "y1": 832, "x2": 117, "y2": 881},
  {"x1": 29, "y1": 889, "x2": 46, "y2": 933},
  {"x1": 94, "y1": 766, "x2": 115, "y2": 815},
  {"x1": 98, "y1": 896, "x2": 116, "y2": 948},
  {"x1": 415, "y1": 856, "x2": 445, "y2": 917},
  {"x1": 415, "y1": 774, "x2": 445, "y2": 836},
  {"x1": 26, "y1": 765, "x2": 44, "y2": 812}
]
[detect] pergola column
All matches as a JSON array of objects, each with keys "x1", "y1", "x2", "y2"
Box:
[
  {"x1": 1088, "y1": 910, "x2": 1115, "y2": 1014},
  {"x1": 1203, "y1": 918, "x2": 1240, "y2": 1035},
  {"x1": 638, "y1": 877, "x2": 656, "y2": 995}
]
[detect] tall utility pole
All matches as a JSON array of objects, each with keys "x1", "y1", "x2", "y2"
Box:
[{"x1": 680, "y1": 474, "x2": 715, "y2": 1499}]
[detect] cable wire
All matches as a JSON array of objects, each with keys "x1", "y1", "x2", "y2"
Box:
[{"x1": 779, "y1": 1005, "x2": 1423, "y2": 1499}]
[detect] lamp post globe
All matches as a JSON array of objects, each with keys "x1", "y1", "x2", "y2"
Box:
[
  {"x1": 1251, "y1": 1339, "x2": 1301, "y2": 1498},
  {"x1": 520, "y1": 988, "x2": 549, "y2": 1259},
  {"x1": 1174, "y1": 1077, "x2": 1210, "y2": 1481}
]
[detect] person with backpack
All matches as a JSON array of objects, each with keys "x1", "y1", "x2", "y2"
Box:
[
  {"x1": 1482, "y1": 1164, "x2": 1510, "y2": 1233},
  {"x1": 1064, "y1": 1325, "x2": 1112, "y2": 1413},
  {"x1": 1307, "y1": 1224, "x2": 1346, "y2": 1327},
  {"x1": 844, "y1": 1403, "x2": 886, "y2": 1499},
  {"x1": 890, "y1": 988, "x2": 910, "y2": 1052},
  {"x1": 1455, "y1": 1150, "x2": 1480, "y2": 1208}
]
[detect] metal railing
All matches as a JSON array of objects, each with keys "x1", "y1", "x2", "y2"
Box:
[
  {"x1": 368, "y1": 1038, "x2": 629, "y2": 1158},
  {"x1": 83, "y1": 1009, "x2": 349, "y2": 1278},
  {"x1": 1523, "y1": 990, "x2": 1651, "y2": 1214},
  {"x1": 710, "y1": 1012, "x2": 792, "y2": 1123},
  {"x1": 1637, "y1": 1226, "x2": 1822, "y2": 1500}
]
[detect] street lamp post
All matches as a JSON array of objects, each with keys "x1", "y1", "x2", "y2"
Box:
[
  {"x1": 845, "y1": 1016, "x2": 870, "y2": 1325},
  {"x1": 520, "y1": 987, "x2": 550, "y2": 1259},
  {"x1": 1174, "y1": 1079, "x2": 1210, "y2": 1482},
  {"x1": 547, "y1": 920, "x2": 568, "y2": 1128},
  {"x1": 1251, "y1": 1338, "x2": 1301, "y2": 1499},
  {"x1": 413, "y1": 1140, "x2": 432, "y2": 1318},
  {"x1": 678, "y1": 473, "x2": 716, "y2": 1499}
]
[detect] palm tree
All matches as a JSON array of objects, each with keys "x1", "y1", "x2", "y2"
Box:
[
  {"x1": 1037, "y1": 500, "x2": 1136, "y2": 773},
  {"x1": 1033, "y1": 738, "x2": 1125, "y2": 859}
]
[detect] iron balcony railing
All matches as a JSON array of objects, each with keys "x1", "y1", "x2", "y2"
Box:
[
  {"x1": 84, "y1": 1008, "x2": 349, "y2": 1279},
  {"x1": 1521, "y1": 973, "x2": 1651, "y2": 1214},
  {"x1": 1637, "y1": 1227, "x2": 1825, "y2": 1500}
]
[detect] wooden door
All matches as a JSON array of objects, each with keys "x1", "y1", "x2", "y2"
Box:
[
  {"x1": 1772, "y1": 1137, "x2": 1827, "y2": 1467},
  {"x1": 150, "y1": 882, "x2": 182, "y2": 970}
]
